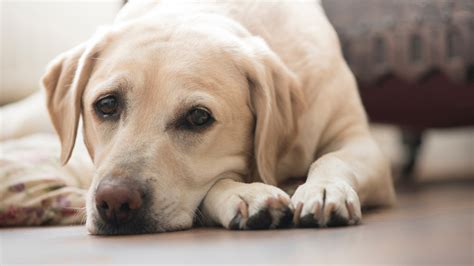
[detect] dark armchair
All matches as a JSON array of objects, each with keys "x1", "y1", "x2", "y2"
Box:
[{"x1": 323, "y1": 0, "x2": 474, "y2": 179}]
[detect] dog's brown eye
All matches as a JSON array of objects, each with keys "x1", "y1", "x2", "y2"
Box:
[
  {"x1": 185, "y1": 107, "x2": 214, "y2": 128},
  {"x1": 95, "y1": 95, "x2": 119, "y2": 117}
]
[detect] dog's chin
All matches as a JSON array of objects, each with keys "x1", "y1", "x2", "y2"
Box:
[{"x1": 86, "y1": 214, "x2": 194, "y2": 236}]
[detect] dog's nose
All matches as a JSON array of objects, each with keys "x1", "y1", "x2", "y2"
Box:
[{"x1": 95, "y1": 180, "x2": 143, "y2": 225}]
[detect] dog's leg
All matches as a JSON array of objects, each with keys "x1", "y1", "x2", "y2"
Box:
[
  {"x1": 291, "y1": 135, "x2": 396, "y2": 227},
  {"x1": 0, "y1": 91, "x2": 53, "y2": 140},
  {"x1": 201, "y1": 179, "x2": 293, "y2": 230}
]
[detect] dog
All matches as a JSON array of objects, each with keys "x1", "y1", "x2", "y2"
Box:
[{"x1": 3, "y1": 0, "x2": 396, "y2": 234}]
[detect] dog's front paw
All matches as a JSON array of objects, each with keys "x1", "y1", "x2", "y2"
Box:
[
  {"x1": 291, "y1": 181, "x2": 361, "y2": 227},
  {"x1": 225, "y1": 183, "x2": 293, "y2": 230}
]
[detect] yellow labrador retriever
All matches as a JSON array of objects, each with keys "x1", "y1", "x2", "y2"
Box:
[{"x1": 9, "y1": 0, "x2": 396, "y2": 234}]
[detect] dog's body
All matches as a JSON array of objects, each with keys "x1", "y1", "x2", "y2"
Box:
[{"x1": 1, "y1": 0, "x2": 395, "y2": 234}]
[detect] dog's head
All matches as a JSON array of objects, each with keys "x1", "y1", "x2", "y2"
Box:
[{"x1": 42, "y1": 19, "x2": 303, "y2": 234}]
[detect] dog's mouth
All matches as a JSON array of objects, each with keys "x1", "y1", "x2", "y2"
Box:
[
  {"x1": 89, "y1": 202, "x2": 197, "y2": 235},
  {"x1": 90, "y1": 213, "x2": 195, "y2": 235},
  {"x1": 92, "y1": 215, "x2": 157, "y2": 235}
]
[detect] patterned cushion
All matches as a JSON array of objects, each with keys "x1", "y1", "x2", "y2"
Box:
[{"x1": 0, "y1": 134, "x2": 90, "y2": 226}]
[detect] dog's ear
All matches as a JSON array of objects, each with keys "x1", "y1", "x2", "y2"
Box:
[
  {"x1": 41, "y1": 32, "x2": 108, "y2": 165},
  {"x1": 241, "y1": 37, "x2": 305, "y2": 186}
]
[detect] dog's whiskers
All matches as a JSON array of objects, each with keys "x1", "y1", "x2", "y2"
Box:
[{"x1": 64, "y1": 206, "x2": 87, "y2": 225}]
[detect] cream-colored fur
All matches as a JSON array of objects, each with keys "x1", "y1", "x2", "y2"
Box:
[{"x1": 1, "y1": 0, "x2": 395, "y2": 233}]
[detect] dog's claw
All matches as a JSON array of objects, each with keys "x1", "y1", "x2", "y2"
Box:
[{"x1": 229, "y1": 212, "x2": 243, "y2": 230}]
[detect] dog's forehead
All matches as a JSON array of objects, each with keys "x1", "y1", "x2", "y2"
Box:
[
  {"x1": 99, "y1": 25, "x2": 235, "y2": 66},
  {"x1": 86, "y1": 29, "x2": 247, "y2": 97}
]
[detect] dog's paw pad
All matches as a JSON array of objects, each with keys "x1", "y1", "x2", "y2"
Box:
[
  {"x1": 299, "y1": 214, "x2": 320, "y2": 228},
  {"x1": 291, "y1": 182, "x2": 362, "y2": 228},
  {"x1": 278, "y1": 206, "x2": 293, "y2": 228},
  {"x1": 327, "y1": 211, "x2": 349, "y2": 227},
  {"x1": 246, "y1": 208, "x2": 273, "y2": 229},
  {"x1": 229, "y1": 195, "x2": 293, "y2": 230}
]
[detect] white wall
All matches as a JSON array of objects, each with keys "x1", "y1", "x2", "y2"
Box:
[{"x1": 0, "y1": 0, "x2": 121, "y2": 105}]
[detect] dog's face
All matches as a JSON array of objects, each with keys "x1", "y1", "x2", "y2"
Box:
[
  {"x1": 42, "y1": 20, "x2": 303, "y2": 234},
  {"x1": 82, "y1": 28, "x2": 255, "y2": 234}
]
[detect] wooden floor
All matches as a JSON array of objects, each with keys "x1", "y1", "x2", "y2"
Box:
[{"x1": 1, "y1": 179, "x2": 473, "y2": 264}]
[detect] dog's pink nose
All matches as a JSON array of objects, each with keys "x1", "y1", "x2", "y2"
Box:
[{"x1": 95, "y1": 180, "x2": 143, "y2": 225}]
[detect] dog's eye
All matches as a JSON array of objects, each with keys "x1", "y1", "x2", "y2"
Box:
[
  {"x1": 95, "y1": 95, "x2": 119, "y2": 118},
  {"x1": 185, "y1": 107, "x2": 214, "y2": 129}
]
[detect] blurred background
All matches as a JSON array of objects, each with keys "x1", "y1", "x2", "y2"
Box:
[{"x1": 1, "y1": 0, "x2": 473, "y2": 184}]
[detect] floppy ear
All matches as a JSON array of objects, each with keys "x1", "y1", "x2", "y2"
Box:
[
  {"x1": 41, "y1": 35, "x2": 105, "y2": 165},
  {"x1": 242, "y1": 37, "x2": 305, "y2": 186}
]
